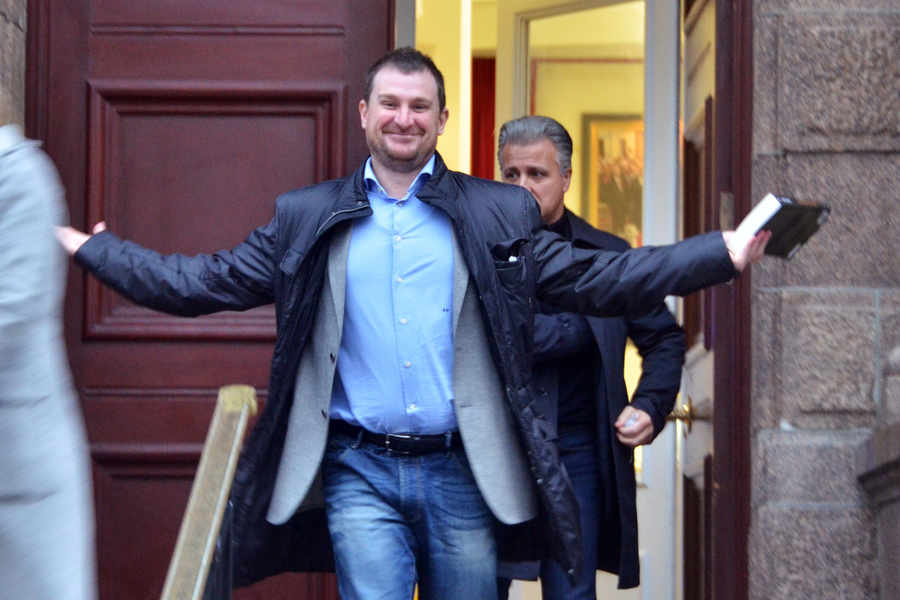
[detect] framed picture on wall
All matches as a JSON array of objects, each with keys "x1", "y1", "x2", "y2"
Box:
[{"x1": 581, "y1": 114, "x2": 644, "y2": 247}]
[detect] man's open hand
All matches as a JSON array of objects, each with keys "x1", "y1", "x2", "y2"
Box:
[{"x1": 55, "y1": 221, "x2": 107, "y2": 256}]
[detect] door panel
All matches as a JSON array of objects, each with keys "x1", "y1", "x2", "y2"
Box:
[{"x1": 27, "y1": 1, "x2": 392, "y2": 598}]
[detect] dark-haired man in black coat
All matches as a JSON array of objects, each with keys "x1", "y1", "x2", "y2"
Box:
[{"x1": 498, "y1": 115, "x2": 685, "y2": 596}]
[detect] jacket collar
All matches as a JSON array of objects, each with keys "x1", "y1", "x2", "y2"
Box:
[
  {"x1": 564, "y1": 208, "x2": 611, "y2": 249},
  {"x1": 343, "y1": 151, "x2": 460, "y2": 221},
  {"x1": 314, "y1": 153, "x2": 451, "y2": 239},
  {"x1": 408, "y1": 152, "x2": 461, "y2": 221}
]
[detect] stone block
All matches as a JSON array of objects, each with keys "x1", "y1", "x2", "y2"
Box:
[
  {"x1": 753, "y1": 15, "x2": 779, "y2": 155},
  {"x1": 759, "y1": 0, "x2": 900, "y2": 12},
  {"x1": 878, "y1": 501, "x2": 900, "y2": 600},
  {"x1": 779, "y1": 290, "x2": 878, "y2": 428},
  {"x1": 881, "y1": 291, "x2": 900, "y2": 354},
  {"x1": 883, "y1": 292, "x2": 900, "y2": 421},
  {"x1": 778, "y1": 14, "x2": 899, "y2": 152},
  {"x1": 0, "y1": 8, "x2": 25, "y2": 127},
  {"x1": 0, "y1": 0, "x2": 27, "y2": 31},
  {"x1": 857, "y1": 421, "x2": 900, "y2": 600},
  {"x1": 752, "y1": 289, "x2": 782, "y2": 431},
  {"x1": 885, "y1": 375, "x2": 900, "y2": 423},
  {"x1": 768, "y1": 154, "x2": 900, "y2": 287},
  {"x1": 750, "y1": 504, "x2": 878, "y2": 600},
  {"x1": 755, "y1": 429, "x2": 870, "y2": 506}
]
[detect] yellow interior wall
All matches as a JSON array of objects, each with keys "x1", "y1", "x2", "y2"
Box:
[
  {"x1": 529, "y1": 4, "x2": 644, "y2": 220},
  {"x1": 416, "y1": 0, "x2": 471, "y2": 173},
  {"x1": 529, "y1": 2, "x2": 644, "y2": 48},
  {"x1": 531, "y1": 61, "x2": 644, "y2": 219},
  {"x1": 472, "y1": 0, "x2": 498, "y2": 56}
]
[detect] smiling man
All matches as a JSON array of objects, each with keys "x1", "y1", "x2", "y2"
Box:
[
  {"x1": 497, "y1": 115, "x2": 685, "y2": 598},
  {"x1": 56, "y1": 48, "x2": 767, "y2": 598}
]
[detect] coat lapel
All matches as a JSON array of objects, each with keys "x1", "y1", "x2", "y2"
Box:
[
  {"x1": 451, "y1": 229, "x2": 468, "y2": 333},
  {"x1": 327, "y1": 224, "x2": 352, "y2": 338}
]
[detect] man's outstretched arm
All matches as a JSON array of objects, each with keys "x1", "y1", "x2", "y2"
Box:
[
  {"x1": 533, "y1": 228, "x2": 770, "y2": 319},
  {"x1": 55, "y1": 218, "x2": 279, "y2": 316}
]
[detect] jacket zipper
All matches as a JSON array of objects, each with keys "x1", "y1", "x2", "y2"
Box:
[{"x1": 314, "y1": 204, "x2": 369, "y2": 238}]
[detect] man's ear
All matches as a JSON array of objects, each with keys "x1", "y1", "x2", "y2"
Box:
[
  {"x1": 562, "y1": 168, "x2": 572, "y2": 194},
  {"x1": 358, "y1": 99, "x2": 368, "y2": 130},
  {"x1": 437, "y1": 107, "x2": 449, "y2": 135}
]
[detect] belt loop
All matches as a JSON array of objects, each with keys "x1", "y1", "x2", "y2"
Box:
[
  {"x1": 352, "y1": 428, "x2": 364, "y2": 449},
  {"x1": 444, "y1": 431, "x2": 452, "y2": 450}
]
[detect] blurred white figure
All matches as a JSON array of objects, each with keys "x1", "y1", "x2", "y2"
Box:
[{"x1": 0, "y1": 125, "x2": 97, "y2": 600}]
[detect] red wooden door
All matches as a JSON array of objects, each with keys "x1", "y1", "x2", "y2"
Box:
[{"x1": 26, "y1": 2, "x2": 393, "y2": 598}]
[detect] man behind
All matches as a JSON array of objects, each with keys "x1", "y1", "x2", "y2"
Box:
[
  {"x1": 56, "y1": 49, "x2": 766, "y2": 599},
  {"x1": 497, "y1": 115, "x2": 683, "y2": 597}
]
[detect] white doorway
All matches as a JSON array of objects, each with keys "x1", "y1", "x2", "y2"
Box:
[{"x1": 495, "y1": 2, "x2": 685, "y2": 599}]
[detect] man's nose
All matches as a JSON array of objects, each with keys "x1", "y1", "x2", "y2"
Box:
[{"x1": 394, "y1": 105, "x2": 413, "y2": 128}]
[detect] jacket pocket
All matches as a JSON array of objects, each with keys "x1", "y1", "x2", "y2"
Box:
[
  {"x1": 491, "y1": 237, "x2": 529, "y2": 286},
  {"x1": 279, "y1": 247, "x2": 305, "y2": 277},
  {"x1": 489, "y1": 238, "x2": 535, "y2": 381}
]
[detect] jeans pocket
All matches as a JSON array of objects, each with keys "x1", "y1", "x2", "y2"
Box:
[{"x1": 324, "y1": 432, "x2": 358, "y2": 466}]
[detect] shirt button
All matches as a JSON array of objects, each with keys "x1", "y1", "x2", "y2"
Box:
[
  {"x1": 408, "y1": 403, "x2": 417, "y2": 411},
  {"x1": 394, "y1": 235, "x2": 402, "y2": 242},
  {"x1": 396, "y1": 276, "x2": 404, "y2": 283},
  {"x1": 400, "y1": 317, "x2": 408, "y2": 324},
  {"x1": 404, "y1": 361, "x2": 412, "y2": 368}
]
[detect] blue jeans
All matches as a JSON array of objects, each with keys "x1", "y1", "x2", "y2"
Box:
[
  {"x1": 540, "y1": 428, "x2": 599, "y2": 600},
  {"x1": 322, "y1": 429, "x2": 499, "y2": 600}
]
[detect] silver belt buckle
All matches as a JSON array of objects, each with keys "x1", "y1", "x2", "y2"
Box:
[{"x1": 384, "y1": 433, "x2": 413, "y2": 451}]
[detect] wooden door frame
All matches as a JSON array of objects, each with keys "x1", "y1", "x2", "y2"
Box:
[
  {"x1": 711, "y1": 1, "x2": 754, "y2": 598},
  {"x1": 24, "y1": 0, "x2": 49, "y2": 141}
]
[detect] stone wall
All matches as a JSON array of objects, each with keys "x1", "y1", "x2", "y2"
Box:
[
  {"x1": 0, "y1": 0, "x2": 26, "y2": 126},
  {"x1": 750, "y1": 1, "x2": 899, "y2": 599}
]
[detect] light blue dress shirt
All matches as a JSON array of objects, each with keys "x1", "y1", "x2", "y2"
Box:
[{"x1": 329, "y1": 155, "x2": 457, "y2": 434}]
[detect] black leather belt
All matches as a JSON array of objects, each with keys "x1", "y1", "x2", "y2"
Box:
[{"x1": 329, "y1": 420, "x2": 461, "y2": 455}]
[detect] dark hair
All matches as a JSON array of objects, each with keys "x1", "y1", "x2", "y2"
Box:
[
  {"x1": 497, "y1": 115, "x2": 573, "y2": 173},
  {"x1": 363, "y1": 47, "x2": 446, "y2": 112}
]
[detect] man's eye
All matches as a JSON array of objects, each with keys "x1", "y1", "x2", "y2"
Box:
[{"x1": 502, "y1": 172, "x2": 516, "y2": 180}]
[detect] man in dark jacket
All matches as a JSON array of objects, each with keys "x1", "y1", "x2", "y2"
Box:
[
  {"x1": 497, "y1": 115, "x2": 685, "y2": 598},
  {"x1": 56, "y1": 48, "x2": 767, "y2": 598}
]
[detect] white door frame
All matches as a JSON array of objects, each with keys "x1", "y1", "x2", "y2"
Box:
[{"x1": 496, "y1": 2, "x2": 684, "y2": 599}]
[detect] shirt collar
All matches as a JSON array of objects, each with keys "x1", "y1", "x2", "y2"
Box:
[{"x1": 364, "y1": 154, "x2": 436, "y2": 200}]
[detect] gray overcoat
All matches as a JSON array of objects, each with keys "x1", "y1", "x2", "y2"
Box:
[{"x1": 0, "y1": 125, "x2": 96, "y2": 600}]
